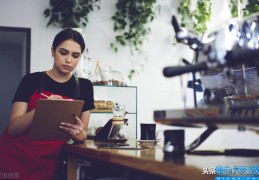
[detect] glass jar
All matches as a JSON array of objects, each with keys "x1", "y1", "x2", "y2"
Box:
[
  {"x1": 89, "y1": 70, "x2": 113, "y2": 86},
  {"x1": 89, "y1": 67, "x2": 128, "y2": 86}
]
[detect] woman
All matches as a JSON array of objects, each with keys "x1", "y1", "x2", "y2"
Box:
[{"x1": 0, "y1": 29, "x2": 95, "y2": 179}]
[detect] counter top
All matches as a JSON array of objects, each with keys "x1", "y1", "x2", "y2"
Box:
[{"x1": 63, "y1": 140, "x2": 259, "y2": 179}]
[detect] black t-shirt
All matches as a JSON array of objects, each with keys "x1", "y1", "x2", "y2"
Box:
[{"x1": 12, "y1": 72, "x2": 95, "y2": 112}]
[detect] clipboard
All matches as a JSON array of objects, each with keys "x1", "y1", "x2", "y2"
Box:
[{"x1": 29, "y1": 99, "x2": 84, "y2": 141}]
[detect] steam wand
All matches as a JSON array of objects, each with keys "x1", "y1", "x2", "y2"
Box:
[
  {"x1": 171, "y1": 15, "x2": 204, "y2": 107},
  {"x1": 182, "y1": 59, "x2": 197, "y2": 108}
]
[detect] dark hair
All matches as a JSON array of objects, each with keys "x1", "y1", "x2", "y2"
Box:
[{"x1": 52, "y1": 28, "x2": 85, "y2": 53}]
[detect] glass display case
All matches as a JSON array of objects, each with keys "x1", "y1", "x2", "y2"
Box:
[{"x1": 88, "y1": 85, "x2": 137, "y2": 140}]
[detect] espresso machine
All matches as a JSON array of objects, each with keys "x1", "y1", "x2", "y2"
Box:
[
  {"x1": 155, "y1": 13, "x2": 259, "y2": 155},
  {"x1": 164, "y1": 14, "x2": 259, "y2": 104}
]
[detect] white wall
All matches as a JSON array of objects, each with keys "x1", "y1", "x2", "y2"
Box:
[{"x1": 1, "y1": 0, "x2": 258, "y2": 149}]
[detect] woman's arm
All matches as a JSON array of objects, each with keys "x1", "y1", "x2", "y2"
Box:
[
  {"x1": 60, "y1": 110, "x2": 91, "y2": 142},
  {"x1": 8, "y1": 102, "x2": 35, "y2": 137},
  {"x1": 8, "y1": 95, "x2": 64, "y2": 137}
]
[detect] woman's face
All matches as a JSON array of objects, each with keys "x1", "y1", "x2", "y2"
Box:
[{"x1": 51, "y1": 39, "x2": 82, "y2": 75}]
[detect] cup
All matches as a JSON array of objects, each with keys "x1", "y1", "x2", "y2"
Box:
[
  {"x1": 163, "y1": 129, "x2": 185, "y2": 158},
  {"x1": 140, "y1": 123, "x2": 156, "y2": 140}
]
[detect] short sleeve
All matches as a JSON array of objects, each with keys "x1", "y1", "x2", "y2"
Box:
[{"x1": 12, "y1": 74, "x2": 35, "y2": 103}]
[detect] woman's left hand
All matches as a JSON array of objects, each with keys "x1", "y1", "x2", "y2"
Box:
[{"x1": 59, "y1": 114, "x2": 86, "y2": 141}]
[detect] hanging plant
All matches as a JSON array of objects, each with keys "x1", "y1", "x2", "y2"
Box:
[
  {"x1": 229, "y1": 0, "x2": 259, "y2": 18},
  {"x1": 242, "y1": 0, "x2": 259, "y2": 16},
  {"x1": 229, "y1": 0, "x2": 244, "y2": 18},
  {"x1": 177, "y1": 0, "x2": 212, "y2": 35},
  {"x1": 110, "y1": 0, "x2": 157, "y2": 53},
  {"x1": 177, "y1": 0, "x2": 258, "y2": 35},
  {"x1": 43, "y1": 0, "x2": 100, "y2": 28}
]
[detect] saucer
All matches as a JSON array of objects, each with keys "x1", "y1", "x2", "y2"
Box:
[{"x1": 137, "y1": 139, "x2": 160, "y2": 145}]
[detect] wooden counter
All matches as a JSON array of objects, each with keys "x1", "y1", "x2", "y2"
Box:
[{"x1": 63, "y1": 140, "x2": 259, "y2": 180}]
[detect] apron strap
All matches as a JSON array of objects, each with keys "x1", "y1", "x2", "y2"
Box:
[
  {"x1": 74, "y1": 75, "x2": 80, "y2": 100},
  {"x1": 37, "y1": 71, "x2": 46, "y2": 94}
]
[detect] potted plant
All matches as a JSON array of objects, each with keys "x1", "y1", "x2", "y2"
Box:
[{"x1": 43, "y1": 0, "x2": 101, "y2": 28}]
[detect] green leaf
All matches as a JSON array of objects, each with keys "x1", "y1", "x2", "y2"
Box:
[
  {"x1": 43, "y1": 9, "x2": 50, "y2": 17},
  {"x1": 128, "y1": 69, "x2": 135, "y2": 80}
]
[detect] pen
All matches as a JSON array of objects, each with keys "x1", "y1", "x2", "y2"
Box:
[
  {"x1": 40, "y1": 93, "x2": 49, "y2": 98},
  {"x1": 40, "y1": 93, "x2": 73, "y2": 101}
]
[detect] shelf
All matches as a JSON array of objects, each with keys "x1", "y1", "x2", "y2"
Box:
[
  {"x1": 91, "y1": 110, "x2": 136, "y2": 115},
  {"x1": 93, "y1": 85, "x2": 137, "y2": 89},
  {"x1": 154, "y1": 108, "x2": 259, "y2": 153},
  {"x1": 89, "y1": 85, "x2": 138, "y2": 139},
  {"x1": 91, "y1": 109, "x2": 112, "y2": 113},
  {"x1": 154, "y1": 108, "x2": 259, "y2": 128}
]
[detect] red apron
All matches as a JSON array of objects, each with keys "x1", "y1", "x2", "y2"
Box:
[{"x1": 0, "y1": 90, "x2": 72, "y2": 180}]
